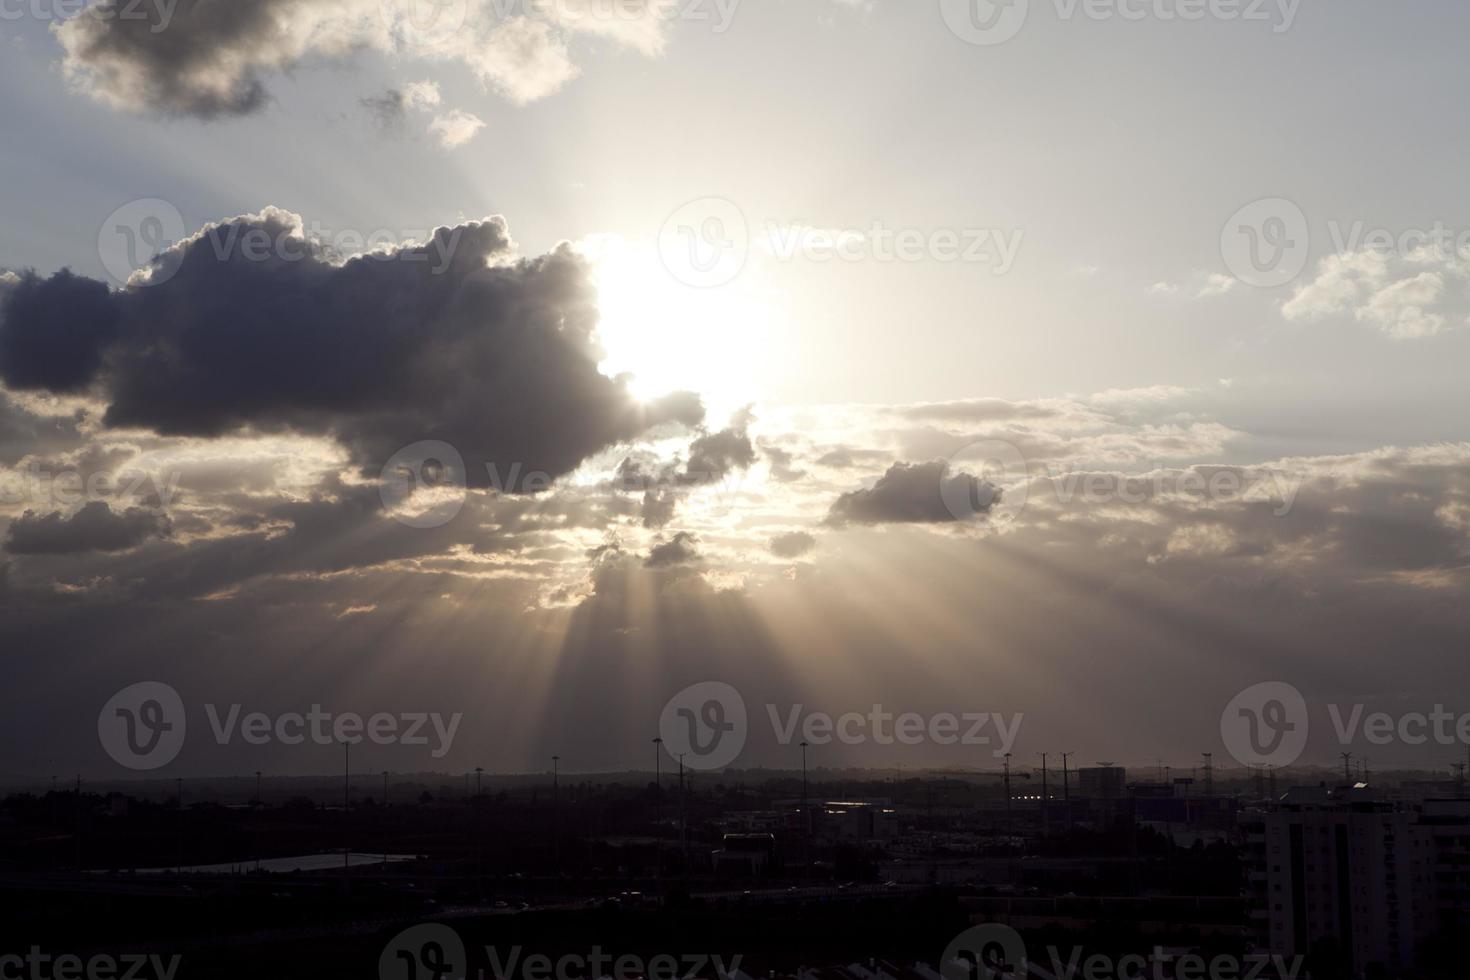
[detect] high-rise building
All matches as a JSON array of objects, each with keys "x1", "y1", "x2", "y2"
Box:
[{"x1": 1241, "y1": 786, "x2": 1437, "y2": 976}]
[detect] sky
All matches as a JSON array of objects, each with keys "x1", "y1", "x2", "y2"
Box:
[{"x1": 1, "y1": 0, "x2": 1469, "y2": 782}]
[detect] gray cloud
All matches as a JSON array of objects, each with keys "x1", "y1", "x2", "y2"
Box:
[
  {"x1": 770, "y1": 530, "x2": 816, "y2": 558},
  {"x1": 6, "y1": 500, "x2": 170, "y2": 554},
  {"x1": 0, "y1": 209, "x2": 703, "y2": 492},
  {"x1": 827, "y1": 459, "x2": 999, "y2": 525},
  {"x1": 53, "y1": 0, "x2": 672, "y2": 118},
  {"x1": 683, "y1": 416, "x2": 756, "y2": 484},
  {"x1": 645, "y1": 530, "x2": 700, "y2": 568}
]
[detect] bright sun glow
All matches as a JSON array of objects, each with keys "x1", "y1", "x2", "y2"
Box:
[{"x1": 584, "y1": 235, "x2": 783, "y2": 421}]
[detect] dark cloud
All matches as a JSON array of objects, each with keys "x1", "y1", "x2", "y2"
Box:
[
  {"x1": 52, "y1": 0, "x2": 659, "y2": 118},
  {"x1": 0, "y1": 392, "x2": 87, "y2": 467},
  {"x1": 55, "y1": 0, "x2": 289, "y2": 117},
  {"x1": 682, "y1": 417, "x2": 756, "y2": 484},
  {"x1": 640, "y1": 487, "x2": 676, "y2": 529},
  {"x1": 645, "y1": 531, "x2": 700, "y2": 568},
  {"x1": 827, "y1": 460, "x2": 999, "y2": 525},
  {"x1": 0, "y1": 270, "x2": 118, "y2": 392},
  {"x1": 894, "y1": 398, "x2": 1080, "y2": 424},
  {"x1": 5, "y1": 501, "x2": 170, "y2": 554},
  {"x1": 762, "y1": 443, "x2": 806, "y2": 483},
  {"x1": 770, "y1": 530, "x2": 816, "y2": 558},
  {"x1": 0, "y1": 210, "x2": 702, "y2": 492},
  {"x1": 360, "y1": 88, "x2": 410, "y2": 130},
  {"x1": 815, "y1": 446, "x2": 891, "y2": 469}
]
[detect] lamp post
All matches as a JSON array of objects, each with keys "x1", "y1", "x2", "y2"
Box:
[
  {"x1": 1060, "y1": 752, "x2": 1073, "y2": 832},
  {"x1": 678, "y1": 753, "x2": 689, "y2": 877},
  {"x1": 1039, "y1": 754, "x2": 1048, "y2": 837},
  {"x1": 653, "y1": 737, "x2": 663, "y2": 879},
  {"x1": 800, "y1": 741, "x2": 810, "y2": 879}
]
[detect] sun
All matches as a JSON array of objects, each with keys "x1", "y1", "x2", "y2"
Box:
[{"x1": 584, "y1": 235, "x2": 783, "y2": 420}]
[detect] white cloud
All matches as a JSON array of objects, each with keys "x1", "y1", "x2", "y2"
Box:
[
  {"x1": 402, "y1": 79, "x2": 442, "y2": 110},
  {"x1": 1283, "y1": 247, "x2": 1465, "y2": 340},
  {"x1": 428, "y1": 109, "x2": 487, "y2": 149},
  {"x1": 54, "y1": 0, "x2": 665, "y2": 116},
  {"x1": 1197, "y1": 273, "x2": 1236, "y2": 298}
]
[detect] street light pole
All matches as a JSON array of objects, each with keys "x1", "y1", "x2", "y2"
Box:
[
  {"x1": 1061, "y1": 752, "x2": 1073, "y2": 832},
  {"x1": 653, "y1": 737, "x2": 663, "y2": 880},
  {"x1": 1039, "y1": 754, "x2": 1048, "y2": 837},
  {"x1": 800, "y1": 741, "x2": 809, "y2": 879}
]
